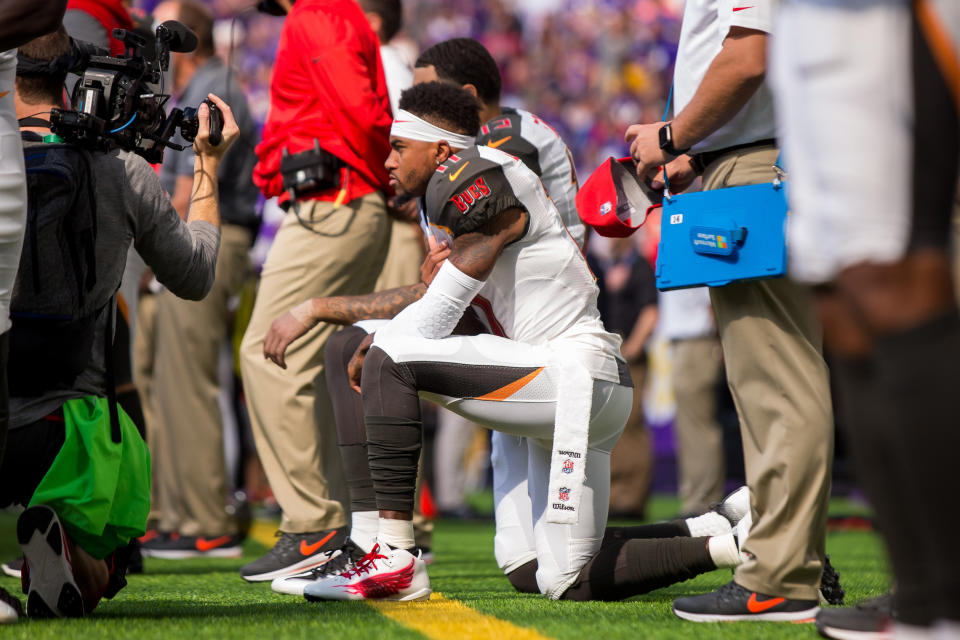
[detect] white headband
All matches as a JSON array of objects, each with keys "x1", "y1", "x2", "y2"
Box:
[{"x1": 390, "y1": 109, "x2": 475, "y2": 149}]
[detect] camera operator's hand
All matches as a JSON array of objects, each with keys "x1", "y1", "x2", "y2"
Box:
[{"x1": 194, "y1": 93, "x2": 240, "y2": 161}]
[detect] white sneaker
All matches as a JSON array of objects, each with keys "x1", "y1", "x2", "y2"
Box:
[
  {"x1": 17, "y1": 505, "x2": 84, "y2": 618},
  {"x1": 271, "y1": 539, "x2": 366, "y2": 596},
  {"x1": 302, "y1": 543, "x2": 431, "y2": 602},
  {"x1": 733, "y1": 508, "x2": 753, "y2": 563},
  {"x1": 0, "y1": 586, "x2": 21, "y2": 623},
  {"x1": 715, "y1": 486, "x2": 751, "y2": 528}
]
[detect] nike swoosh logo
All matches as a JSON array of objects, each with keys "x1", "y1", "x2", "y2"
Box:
[
  {"x1": 747, "y1": 593, "x2": 786, "y2": 613},
  {"x1": 448, "y1": 161, "x2": 470, "y2": 182},
  {"x1": 196, "y1": 536, "x2": 233, "y2": 552},
  {"x1": 0, "y1": 91, "x2": 9, "y2": 99},
  {"x1": 300, "y1": 530, "x2": 337, "y2": 556},
  {"x1": 732, "y1": 5, "x2": 754, "y2": 10},
  {"x1": 487, "y1": 136, "x2": 512, "y2": 149}
]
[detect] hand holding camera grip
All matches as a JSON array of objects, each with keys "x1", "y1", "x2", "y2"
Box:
[{"x1": 204, "y1": 98, "x2": 223, "y2": 146}]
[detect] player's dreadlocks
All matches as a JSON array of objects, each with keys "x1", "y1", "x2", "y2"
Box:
[
  {"x1": 415, "y1": 38, "x2": 502, "y2": 105},
  {"x1": 398, "y1": 81, "x2": 481, "y2": 138}
]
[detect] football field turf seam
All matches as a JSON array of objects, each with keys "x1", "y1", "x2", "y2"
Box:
[{"x1": 249, "y1": 519, "x2": 553, "y2": 640}]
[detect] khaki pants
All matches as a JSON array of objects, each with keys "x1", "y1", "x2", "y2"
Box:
[
  {"x1": 704, "y1": 146, "x2": 834, "y2": 600},
  {"x1": 239, "y1": 194, "x2": 390, "y2": 533},
  {"x1": 375, "y1": 219, "x2": 424, "y2": 291},
  {"x1": 147, "y1": 224, "x2": 252, "y2": 536},
  {"x1": 608, "y1": 362, "x2": 652, "y2": 516},
  {"x1": 672, "y1": 336, "x2": 725, "y2": 515}
]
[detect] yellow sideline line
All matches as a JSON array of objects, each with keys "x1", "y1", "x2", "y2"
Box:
[
  {"x1": 249, "y1": 521, "x2": 551, "y2": 640},
  {"x1": 370, "y1": 593, "x2": 551, "y2": 640}
]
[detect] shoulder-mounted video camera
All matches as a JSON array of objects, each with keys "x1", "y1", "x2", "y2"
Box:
[{"x1": 18, "y1": 21, "x2": 221, "y2": 164}]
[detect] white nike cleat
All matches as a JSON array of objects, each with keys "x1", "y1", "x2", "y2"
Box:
[
  {"x1": 302, "y1": 543, "x2": 431, "y2": 602},
  {"x1": 715, "y1": 486, "x2": 751, "y2": 528},
  {"x1": 271, "y1": 539, "x2": 366, "y2": 596},
  {"x1": 734, "y1": 508, "x2": 753, "y2": 563}
]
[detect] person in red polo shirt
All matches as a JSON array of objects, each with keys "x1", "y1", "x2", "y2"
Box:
[{"x1": 237, "y1": 0, "x2": 394, "y2": 582}]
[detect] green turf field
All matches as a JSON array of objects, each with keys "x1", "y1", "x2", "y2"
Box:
[{"x1": 0, "y1": 495, "x2": 889, "y2": 639}]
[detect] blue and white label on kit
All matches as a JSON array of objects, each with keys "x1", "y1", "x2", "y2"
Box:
[{"x1": 690, "y1": 226, "x2": 736, "y2": 256}]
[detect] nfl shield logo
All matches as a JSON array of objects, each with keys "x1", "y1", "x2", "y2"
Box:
[
  {"x1": 562, "y1": 459, "x2": 574, "y2": 474},
  {"x1": 558, "y1": 487, "x2": 570, "y2": 501}
]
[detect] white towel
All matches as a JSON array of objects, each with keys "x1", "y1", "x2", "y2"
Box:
[{"x1": 546, "y1": 354, "x2": 593, "y2": 525}]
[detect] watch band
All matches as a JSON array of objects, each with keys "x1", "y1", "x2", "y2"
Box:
[{"x1": 659, "y1": 122, "x2": 689, "y2": 156}]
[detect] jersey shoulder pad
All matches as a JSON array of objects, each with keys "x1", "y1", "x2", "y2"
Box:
[
  {"x1": 477, "y1": 112, "x2": 542, "y2": 177},
  {"x1": 425, "y1": 148, "x2": 525, "y2": 237}
]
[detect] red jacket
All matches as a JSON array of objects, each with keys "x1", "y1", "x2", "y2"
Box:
[
  {"x1": 66, "y1": 0, "x2": 135, "y2": 55},
  {"x1": 253, "y1": 0, "x2": 393, "y2": 204}
]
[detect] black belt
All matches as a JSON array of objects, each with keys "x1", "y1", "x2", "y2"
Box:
[{"x1": 691, "y1": 138, "x2": 777, "y2": 175}]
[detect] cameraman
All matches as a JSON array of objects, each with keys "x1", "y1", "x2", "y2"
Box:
[
  {"x1": 0, "y1": 27, "x2": 239, "y2": 618},
  {"x1": 139, "y1": 0, "x2": 258, "y2": 559}
]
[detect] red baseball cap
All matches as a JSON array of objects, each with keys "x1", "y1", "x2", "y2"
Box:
[{"x1": 576, "y1": 157, "x2": 661, "y2": 238}]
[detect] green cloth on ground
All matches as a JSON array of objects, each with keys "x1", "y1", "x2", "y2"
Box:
[{"x1": 29, "y1": 396, "x2": 151, "y2": 558}]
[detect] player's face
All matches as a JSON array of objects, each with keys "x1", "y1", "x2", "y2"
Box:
[{"x1": 385, "y1": 136, "x2": 438, "y2": 198}]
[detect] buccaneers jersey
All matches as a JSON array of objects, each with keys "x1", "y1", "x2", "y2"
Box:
[
  {"x1": 423, "y1": 145, "x2": 621, "y2": 383},
  {"x1": 476, "y1": 108, "x2": 583, "y2": 248}
]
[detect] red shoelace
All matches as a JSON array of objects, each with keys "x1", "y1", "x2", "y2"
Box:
[{"x1": 341, "y1": 544, "x2": 387, "y2": 579}]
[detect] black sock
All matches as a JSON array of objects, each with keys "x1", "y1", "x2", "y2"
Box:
[
  {"x1": 560, "y1": 536, "x2": 714, "y2": 601},
  {"x1": 506, "y1": 559, "x2": 540, "y2": 594},
  {"x1": 602, "y1": 520, "x2": 690, "y2": 545}
]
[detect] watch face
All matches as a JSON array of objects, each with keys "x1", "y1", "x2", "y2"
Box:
[{"x1": 659, "y1": 124, "x2": 670, "y2": 150}]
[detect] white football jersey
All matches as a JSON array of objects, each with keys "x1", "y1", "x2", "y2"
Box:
[{"x1": 424, "y1": 144, "x2": 621, "y2": 383}]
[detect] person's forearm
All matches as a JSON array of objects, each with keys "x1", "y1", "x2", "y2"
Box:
[
  {"x1": 622, "y1": 306, "x2": 659, "y2": 361},
  {"x1": 185, "y1": 155, "x2": 221, "y2": 228},
  {"x1": 671, "y1": 30, "x2": 767, "y2": 150},
  {"x1": 311, "y1": 283, "x2": 427, "y2": 325},
  {"x1": 0, "y1": 0, "x2": 67, "y2": 50}
]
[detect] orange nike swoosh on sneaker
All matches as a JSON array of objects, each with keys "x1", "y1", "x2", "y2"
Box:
[
  {"x1": 300, "y1": 530, "x2": 337, "y2": 556},
  {"x1": 196, "y1": 536, "x2": 233, "y2": 552},
  {"x1": 747, "y1": 593, "x2": 786, "y2": 613},
  {"x1": 0, "y1": 91, "x2": 10, "y2": 99}
]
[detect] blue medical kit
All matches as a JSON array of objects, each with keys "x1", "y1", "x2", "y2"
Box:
[
  {"x1": 655, "y1": 170, "x2": 788, "y2": 290},
  {"x1": 654, "y1": 85, "x2": 788, "y2": 290}
]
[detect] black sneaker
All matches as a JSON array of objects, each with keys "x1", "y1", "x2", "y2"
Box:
[
  {"x1": 270, "y1": 538, "x2": 367, "y2": 595},
  {"x1": 17, "y1": 505, "x2": 84, "y2": 618},
  {"x1": 819, "y1": 554, "x2": 845, "y2": 605},
  {"x1": 1, "y1": 557, "x2": 23, "y2": 579},
  {"x1": 240, "y1": 527, "x2": 347, "y2": 582},
  {"x1": 140, "y1": 532, "x2": 243, "y2": 559},
  {"x1": 815, "y1": 592, "x2": 894, "y2": 639},
  {"x1": 673, "y1": 580, "x2": 819, "y2": 622}
]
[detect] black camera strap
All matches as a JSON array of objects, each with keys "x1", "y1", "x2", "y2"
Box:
[{"x1": 18, "y1": 117, "x2": 51, "y2": 129}]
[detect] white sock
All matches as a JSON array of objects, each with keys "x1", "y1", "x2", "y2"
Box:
[
  {"x1": 707, "y1": 533, "x2": 741, "y2": 568},
  {"x1": 378, "y1": 517, "x2": 416, "y2": 551},
  {"x1": 686, "y1": 511, "x2": 731, "y2": 538},
  {"x1": 350, "y1": 511, "x2": 379, "y2": 553}
]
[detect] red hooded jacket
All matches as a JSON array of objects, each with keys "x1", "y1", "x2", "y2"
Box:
[{"x1": 253, "y1": 0, "x2": 393, "y2": 204}]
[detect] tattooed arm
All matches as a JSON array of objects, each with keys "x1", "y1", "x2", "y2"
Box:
[
  {"x1": 448, "y1": 207, "x2": 528, "y2": 280},
  {"x1": 263, "y1": 283, "x2": 425, "y2": 369}
]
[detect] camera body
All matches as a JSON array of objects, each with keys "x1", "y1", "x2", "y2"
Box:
[{"x1": 47, "y1": 22, "x2": 217, "y2": 164}]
